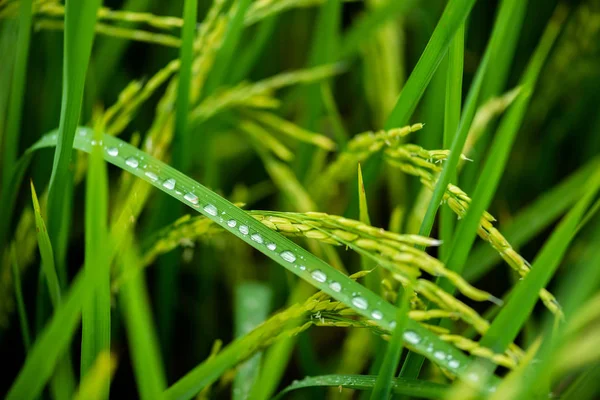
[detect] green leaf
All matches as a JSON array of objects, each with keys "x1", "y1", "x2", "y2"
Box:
[
  {"x1": 383, "y1": 0, "x2": 476, "y2": 129},
  {"x1": 1, "y1": 0, "x2": 32, "y2": 194},
  {"x1": 372, "y1": 286, "x2": 413, "y2": 400},
  {"x1": 443, "y1": 6, "x2": 564, "y2": 291},
  {"x1": 233, "y1": 282, "x2": 272, "y2": 400},
  {"x1": 119, "y1": 245, "x2": 168, "y2": 400},
  {"x1": 480, "y1": 169, "x2": 600, "y2": 354},
  {"x1": 274, "y1": 374, "x2": 449, "y2": 400},
  {"x1": 46, "y1": 0, "x2": 101, "y2": 279},
  {"x1": 30, "y1": 181, "x2": 61, "y2": 307},
  {"x1": 172, "y1": 0, "x2": 197, "y2": 172},
  {"x1": 417, "y1": 0, "x2": 528, "y2": 241},
  {"x1": 81, "y1": 126, "x2": 111, "y2": 384},
  {"x1": 10, "y1": 244, "x2": 31, "y2": 352},
  {"x1": 6, "y1": 270, "x2": 87, "y2": 400}
]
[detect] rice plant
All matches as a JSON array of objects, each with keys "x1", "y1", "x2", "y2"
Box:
[{"x1": 1, "y1": 0, "x2": 600, "y2": 399}]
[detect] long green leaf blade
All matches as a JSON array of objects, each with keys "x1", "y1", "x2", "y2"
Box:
[
  {"x1": 81, "y1": 126, "x2": 111, "y2": 384},
  {"x1": 443, "y1": 6, "x2": 565, "y2": 289},
  {"x1": 46, "y1": 0, "x2": 101, "y2": 277},
  {"x1": 274, "y1": 374, "x2": 449, "y2": 400},
  {"x1": 6, "y1": 271, "x2": 87, "y2": 400},
  {"x1": 383, "y1": 0, "x2": 476, "y2": 129}
]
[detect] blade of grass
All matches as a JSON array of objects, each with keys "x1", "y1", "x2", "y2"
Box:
[
  {"x1": 119, "y1": 245, "x2": 168, "y2": 400},
  {"x1": 274, "y1": 374, "x2": 449, "y2": 399},
  {"x1": 416, "y1": 0, "x2": 525, "y2": 241},
  {"x1": 81, "y1": 126, "x2": 111, "y2": 384},
  {"x1": 442, "y1": 6, "x2": 565, "y2": 295},
  {"x1": 30, "y1": 181, "x2": 61, "y2": 307},
  {"x1": 480, "y1": 169, "x2": 600, "y2": 355},
  {"x1": 153, "y1": 0, "x2": 197, "y2": 358},
  {"x1": 371, "y1": 286, "x2": 413, "y2": 400},
  {"x1": 74, "y1": 351, "x2": 117, "y2": 400},
  {"x1": 498, "y1": 212, "x2": 600, "y2": 399},
  {"x1": 233, "y1": 282, "x2": 272, "y2": 400},
  {"x1": 400, "y1": 21, "x2": 470, "y2": 381},
  {"x1": 439, "y1": 24, "x2": 464, "y2": 261},
  {"x1": 6, "y1": 270, "x2": 87, "y2": 400},
  {"x1": 29, "y1": 128, "x2": 501, "y2": 394},
  {"x1": 465, "y1": 156, "x2": 600, "y2": 282},
  {"x1": 460, "y1": 0, "x2": 529, "y2": 193},
  {"x1": 383, "y1": 0, "x2": 476, "y2": 129},
  {"x1": 172, "y1": 0, "x2": 197, "y2": 173},
  {"x1": 30, "y1": 180, "x2": 77, "y2": 400},
  {"x1": 1, "y1": 0, "x2": 32, "y2": 195},
  {"x1": 11, "y1": 244, "x2": 32, "y2": 352},
  {"x1": 46, "y1": 0, "x2": 101, "y2": 284},
  {"x1": 202, "y1": 0, "x2": 252, "y2": 98},
  {"x1": 249, "y1": 282, "x2": 314, "y2": 400}
]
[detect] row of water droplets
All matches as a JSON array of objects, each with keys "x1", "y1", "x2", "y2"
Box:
[
  {"x1": 91, "y1": 132, "x2": 463, "y2": 373},
  {"x1": 103, "y1": 141, "x2": 389, "y2": 321}
]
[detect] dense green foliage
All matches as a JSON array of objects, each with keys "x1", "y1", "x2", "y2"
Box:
[{"x1": 1, "y1": 0, "x2": 600, "y2": 399}]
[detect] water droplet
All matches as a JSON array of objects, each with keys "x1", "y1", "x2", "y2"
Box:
[
  {"x1": 239, "y1": 225, "x2": 249, "y2": 235},
  {"x1": 390, "y1": 321, "x2": 397, "y2": 329},
  {"x1": 434, "y1": 351, "x2": 445, "y2": 360},
  {"x1": 203, "y1": 204, "x2": 218, "y2": 216},
  {"x1": 329, "y1": 282, "x2": 341, "y2": 292},
  {"x1": 145, "y1": 171, "x2": 158, "y2": 181},
  {"x1": 184, "y1": 193, "x2": 198, "y2": 204},
  {"x1": 251, "y1": 233, "x2": 263, "y2": 244},
  {"x1": 125, "y1": 157, "x2": 139, "y2": 168},
  {"x1": 352, "y1": 296, "x2": 368, "y2": 310},
  {"x1": 448, "y1": 359, "x2": 460, "y2": 369},
  {"x1": 403, "y1": 330, "x2": 421, "y2": 345},
  {"x1": 107, "y1": 147, "x2": 118, "y2": 156},
  {"x1": 310, "y1": 270, "x2": 327, "y2": 283},
  {"x1": 267, "y1": 243, "x2": 276, "y2": 251},
  {"x1": 299, "y1": 265, "x2": 306, "y2": 271},
  {"x1": 163, "y1": 178, "x2": 176, "y2": 190},
  {"x1": 227, "y1": 219, "x2": 237, "y2": 228},
  {"x1": 371, "y1": 310, "x2": 383, "y2": 320},
  {"x1": 467, "y1": 372, "x2": 479, "y2": 382},
  {"x1": 280, "y1": 251, "x2": 296, "y2": 263}
]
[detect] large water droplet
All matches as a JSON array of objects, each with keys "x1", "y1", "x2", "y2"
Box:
[
  {"x1": 280, "y1": 251, "x2": 296, "y2": 263},
  {"x1": 448, "y1": 359, "x2": 460, "y2": 369},
  {"x1": 239, "y1": 225, "x2": 249, "y2": 235},
  {"x1": 352, "y1": 296, "x2": 368, "y2": 310},
  {"x1": 310, "y1": 270, "x2": 326, "y2": 283},
  {"x1": 163, "y1": 178, "x2": 176, "y2": 190},
  {"x1": 371, "y1": 310, "x2": 383, "y2": 320},
  {"x1": 434, "y1": 351, "x2": 445, "y2": 360},
  {"x1": 251, "y1": 233, "x2": 263, "y2": 244},
  {"x1": 329, "y1": 282, "x2": 341, "y2": 292},
  {"x1": 403, "y1": 330, "x2": 421, "y2": 345},
  {"x1": 107, "y1": 147, "x2": 118, "y2": 157},
  {"x1": 227, "y1": 219, "x2": 237, "y2": 228},
  {"x1": 267, "y1": 243, "x2": 276, "y2": 251},
  {"x1": 184, "y1": 193, "x2": 198, "y2": 204},
  {"x1": 204, "y1": 204, "x2": 218, "y2": 216},
  {"x1": 145, "y1": 171, "x2": 158, "y2": 181},
  {"x1": 125, "y1": 157, "x2": 139, "y2": 168}
]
